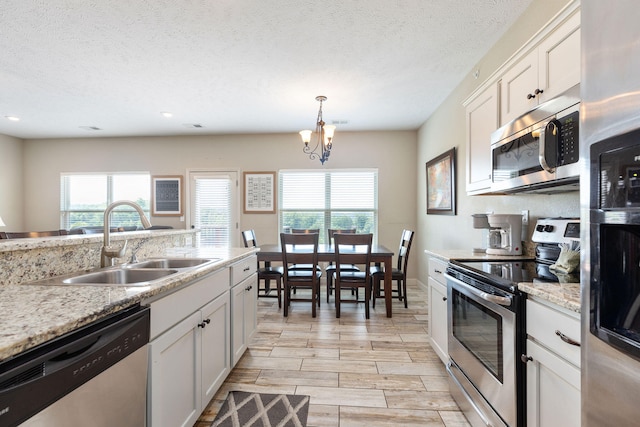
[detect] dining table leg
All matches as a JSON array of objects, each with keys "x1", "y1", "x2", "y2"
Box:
[{"x1": 383, "y1": 255, "x2": 392, "y2": 317}]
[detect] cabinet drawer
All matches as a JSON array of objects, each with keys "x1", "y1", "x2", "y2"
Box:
[
  {"x1": 429, "y1": 257, "x2": 448, "y2": 286},
  {"x1": 526, "y1": 299, "x2": 581, "y2": 367},
  {"x1": 149, "y1": 269, "x2": 228, "y2": 339},
  {"x1": 231, "y1": 255, "x2": 257, "y2": 286}
]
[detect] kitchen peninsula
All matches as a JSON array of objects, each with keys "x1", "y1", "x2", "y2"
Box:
[{"x1": 0, "y1": 230, "x2": 257, "y2": 361}]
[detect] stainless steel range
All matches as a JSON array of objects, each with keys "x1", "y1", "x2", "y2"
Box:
[{"x1": 444, "y1": 217, "x2": 580, "y2": 427}]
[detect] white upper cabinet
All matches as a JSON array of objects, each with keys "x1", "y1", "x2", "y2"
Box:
[
  {"x1": 500, "y1": 49, "x2": 539, "y2": 125},
  {"x1": 537, "y1": 11, "x2": 581, "y2": 103},
  {"x1": 501, "y1": 11, "x2": 581, "y2": 126},
  {"x1": 464, "y1": 1, "x2": 580, "y2": 195},
  {"x1": 465, "y1": 82, "x2": 499, "y2": 193}
]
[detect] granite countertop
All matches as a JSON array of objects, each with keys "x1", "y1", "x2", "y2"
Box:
[
  {"x1": 518, "y1": 281, "x2": 580, "y2": 313},
  {"x1": 425, "y1": 248, "x2": 581, "y2": 313},
  {"x1": 0, "y1": 228, "x2": 191, "y2": 253},
  {"x1": 0, "y1": 246, "x2": 257, "y2": 362}
]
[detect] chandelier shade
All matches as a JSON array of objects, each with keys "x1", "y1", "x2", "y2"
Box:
[{"x1": 299, "y1": 95, "x2": 336, "y2": 165}]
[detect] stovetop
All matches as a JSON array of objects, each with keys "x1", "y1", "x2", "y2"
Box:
[
  {"x1": 455, "y1": 259, "x2": 577, "y2": 283},
  {"x1": 448, "y1": 258, "x2": 580, "y2": 296}
]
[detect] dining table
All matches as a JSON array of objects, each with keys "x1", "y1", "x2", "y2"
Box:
[{"x1": 256, "y1": 243, "x2": 396, "y2": 317}]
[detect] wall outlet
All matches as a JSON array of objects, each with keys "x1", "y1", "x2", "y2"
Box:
[{"x1": 521, "y1": 210, "x2": 529, "y2": 225}]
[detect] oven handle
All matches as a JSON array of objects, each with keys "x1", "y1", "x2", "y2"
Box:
[{"x1": 445, "y1": 273, "x2": 512, "y2": 307}]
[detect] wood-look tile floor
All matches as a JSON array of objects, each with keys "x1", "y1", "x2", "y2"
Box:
[{"x1": 195, "y1": 282, "x2": 470, "y2": 427}]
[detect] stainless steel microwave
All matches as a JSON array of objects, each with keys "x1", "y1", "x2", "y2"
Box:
[{"x1": 489, "y1": 85, "x2": 580, "y2": 194}]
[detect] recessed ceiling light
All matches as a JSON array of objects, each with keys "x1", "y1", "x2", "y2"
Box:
[
  {"x1": 160, "y1": 111, "x2": 173, "y2": 118},
  {"x1": 5, "y1": 116, "x2": 20, "y2": 122}
]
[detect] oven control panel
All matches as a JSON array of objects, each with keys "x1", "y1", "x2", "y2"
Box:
[{"x1": 532, "y1": 218, "x2": 580, "y2": 243}]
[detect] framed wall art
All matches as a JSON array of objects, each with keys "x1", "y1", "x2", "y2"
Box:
[
  {"x1": 426, "y1": 147, "x2": 456, "y2": 215},
  {"x1": 243, "y1": 171, "x2": 276, "y2": 214},
  {"x1": 152, "y1": 175, "x2": 183, "y2": 216}
]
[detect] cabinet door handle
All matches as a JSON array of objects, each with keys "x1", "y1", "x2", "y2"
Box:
[
  {"x1": 527, "y1": 88, "x2": 544, "y2": 99},
  {"x1": 245, "y1": 285, "x2": 253, "y2": 291},
  {"x1": 197, "y1": 319, "x2": 211, "y2": 328},
  {"x1": 243, "y1": 266, "x2": 251, "y2": 272},
  {"x1": 521, "y1": 354, "x2": 533, "y2": 363},
  {"x1": 442, "y1": 296, "x2": 447, "y2": 301},
  {"x1": 555, "y1": 330, "x2": 580, "y2": 347},
  {"x1": 434, "y1": 269, "x2": 442, "y2": 274}
]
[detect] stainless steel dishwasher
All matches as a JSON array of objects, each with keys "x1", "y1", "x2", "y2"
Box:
[{"x1": 0, "y1": 304, "x2": 150, "y2": 427}]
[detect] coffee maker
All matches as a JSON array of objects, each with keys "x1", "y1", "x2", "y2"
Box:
[{"x1": 486, "y1": 214, "x2": 523, "y2": 255}]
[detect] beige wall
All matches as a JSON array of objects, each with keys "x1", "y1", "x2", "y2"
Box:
[
  {"x1": 0, "y1": 134, "x2": 24, "y2": 230},
  {"x1": 21, "y1": 130, "x2": 419, "y2": 276},
  {"x1": 416, "y1": 0, "x2": 580, "y2": 284}
]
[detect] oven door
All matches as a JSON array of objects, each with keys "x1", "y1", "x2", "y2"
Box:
[{"x1": 445, "y1": 272, "x2": 518, "y2": 427}]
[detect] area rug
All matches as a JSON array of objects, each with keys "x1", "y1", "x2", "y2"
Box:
[{"x1": 212, "y1": 391, "x2": 310, "y2": 427}]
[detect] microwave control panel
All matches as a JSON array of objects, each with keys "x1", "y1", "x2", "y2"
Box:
[{"x1": 557, "y1": 110, "x2": 579, "y2": 166}]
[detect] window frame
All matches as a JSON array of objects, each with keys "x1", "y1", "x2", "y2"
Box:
[
  {"x1": 278, "y1": 168, "x2": 378, "y2": 244},
  {"x1": 60, "y1": 172, "x2": 151, "y2": 230}
]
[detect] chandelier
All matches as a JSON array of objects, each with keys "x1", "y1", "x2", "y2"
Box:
[{"x1": 299, "y1": 96, "x2": 336, "y2": 165}]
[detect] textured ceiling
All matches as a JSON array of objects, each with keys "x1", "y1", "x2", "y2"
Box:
[{"x1": 0, "y1": 0, "x2": 533, "y2": 139}]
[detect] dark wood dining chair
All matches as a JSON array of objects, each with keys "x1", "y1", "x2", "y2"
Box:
[
  {"x1": 372, "y1": 229, "x2": 414, "y2": 308},
  {"x1": 333, "y1": 233, "x2": 373, "y2": 319},
  {"x1": 289, "y1": 228, "x2": 321, "y2": 272},
  {"x1": 280, "y1": 232, "x2": 322, "y2": 317},
  {"x1": 241, "y1": 229, "x2": 283, "y2": 308},
  {"x1": 325, "y1": 228, "x2": 360, "y2": 303}
]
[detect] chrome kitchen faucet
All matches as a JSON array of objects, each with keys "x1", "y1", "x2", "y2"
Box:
[{"x1": 101, "y1": 200, "x2": 152, "y2": 267}]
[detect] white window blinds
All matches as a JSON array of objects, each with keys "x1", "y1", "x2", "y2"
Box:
[
  {"x1": 278, "y1": 169, "x2": 378, "y2": 243},
  {"x1": 194, "y1": 175, "x2": 233, "y2": 247}
]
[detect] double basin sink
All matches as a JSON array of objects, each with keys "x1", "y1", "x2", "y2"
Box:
[{"x1": 27, "y1": 258, "x2": 220, "y2": 287}]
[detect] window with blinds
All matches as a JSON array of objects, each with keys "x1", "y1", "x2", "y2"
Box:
[
  {"x1": 193, "y1": 174, "x2": 233, "y2": 247},
  {"x1": 278, "y1": 169, "x2": 378, "y2": 243},
  {"x1": 60, "y1": 173, "x2": 150, "y2": 230}
]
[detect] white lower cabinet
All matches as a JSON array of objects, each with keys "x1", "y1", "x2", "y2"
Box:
[
  {"x1": 201, "y1": 294, "x2": 232, "y2": 404},
  {"x1": 230, "y1": 255, "x2": 257, "y2": 366},
  {"x1": 524, "y1": 298, "x2": 581, "y2": 427},
  {"x1": 427, "y1": 256, "x2": 449, "y2": 364},
  {"x1": 231, "y1": 272, "x2": 258, "y2": 366},
  {"x1": 146, "y1": 269, "x2": 231, "y2": 427},
  {"x1": 149, "y1": 311, "x2": 202, "y2": 427}
]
